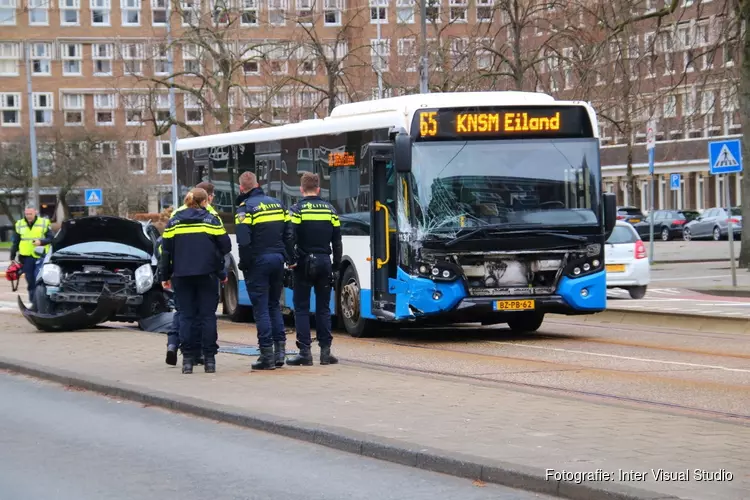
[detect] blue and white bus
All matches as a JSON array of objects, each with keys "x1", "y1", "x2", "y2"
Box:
[{"x1": 174, "y1": 91, "x2": 617, "y2": 337}]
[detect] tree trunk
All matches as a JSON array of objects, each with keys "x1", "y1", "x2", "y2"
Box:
[
  {"x1": 738, "y1": 6, "x2": 750, "y2": 268},
  {"x1": 57, "y1": 188, "x2": 70, "y2": 221},
  {"x1": 0, "y1": 199, "x2": 16, "y2": 226},
  {"x1": 625, "y1": 141, "x2": 635, "y2": 207},
  {"x1": 327, "y1": 66, "x2": 337, "y2": 115}
]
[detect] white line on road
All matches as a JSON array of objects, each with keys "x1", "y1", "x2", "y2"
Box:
[
  {"x1": 651, "y1": 275, "x2": 731, "y2": 282},
  {"x1": 492, "y1": 342, "x2": 750, "y2": 373}
]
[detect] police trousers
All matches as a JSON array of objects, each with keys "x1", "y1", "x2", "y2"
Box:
[
  {"x1": 244, "y1": 253, "x2": 285, "y2": 348},
  {"x1": 293, "y1": 254, "x2": 333, "y2": 348},
  {"x1": 173, "y1": 274, "x2": 219, "y2": 359},
  {"x1": 167, "y1": 291, "x2": 203, "y2": 353}
]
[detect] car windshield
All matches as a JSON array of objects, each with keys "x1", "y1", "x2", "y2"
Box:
[
  {"x1": 607, "y1": 225, "x2": 639, "y2": 244},
  {"x1": 731, "y1": 207, "x2": 742, "y2": 216},
  {"x1": 408, "y1": 138, "x2": 601, "y2": 236},
  {"x1": 678, "y1": 211, "x2": 700, "y2": 221},
  {"x1": 618, "y1": 208, "x2": 642, "y2": 215},
  {"x1": 55, "y1": 241, "x2": 150, "y2": 259}
]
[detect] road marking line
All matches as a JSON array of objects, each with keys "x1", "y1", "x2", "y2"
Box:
[
  {"x1": 491, "y1": 342, "x2": 750, "y2": 373},
  {"x1": 652, "y1": 275, "x2": 731, "y2": 282}
]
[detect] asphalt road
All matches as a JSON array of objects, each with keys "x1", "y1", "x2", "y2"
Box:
[{"x1": 0, "y1": 372, "x2": 553, "y2": 500}]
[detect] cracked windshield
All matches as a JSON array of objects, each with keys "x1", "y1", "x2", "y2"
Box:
[{"x1": 407, "y1": 139, "x2": 602, "y2": 238}]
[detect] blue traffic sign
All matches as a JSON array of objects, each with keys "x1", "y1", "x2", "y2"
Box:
[
  {"x1": 84, "y1": 188, "x2": 103, "y2": 207},
  {"x1": 670, "y1": 173, "x2": 680, "y2": 190},
  {"x1": 709, "y1": 139, "x2": 743, "y2": 175}
]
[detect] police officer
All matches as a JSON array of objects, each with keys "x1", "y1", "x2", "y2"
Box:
[
  {"x1": 159, "y1": 188, "x2": 231, "y2": 374},
  {"x1": 286, "y1": 173, "x2": 342, "y2": 366},
  {"x1": 235, "y1": 172, "x2": 294, "y2": 371},
  {"x1": 164, "y1": 182, "x2": 225, "y2": 366},
  {"x1": 10, "y1": 206, "x2": 54, "y2": 307}
]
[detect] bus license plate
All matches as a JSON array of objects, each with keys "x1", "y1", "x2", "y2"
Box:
[
  {"x1": 494, "y1": 299, "x2": 535, "y2": 311},
  {"x1": 606, "y1": 264, "x2": 626, "y2": 272}
]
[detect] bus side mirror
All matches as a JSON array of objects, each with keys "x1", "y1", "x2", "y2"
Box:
[
  {"x1": 394, "y1": 133, "x2": 412, "y2": 174},
  {"x1": 603, "y1": 193, "x2": 616, "y2": 236}
]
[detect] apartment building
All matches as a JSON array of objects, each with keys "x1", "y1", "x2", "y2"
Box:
[{"x1": 0, "y1": 0, "x2": 743, "y2": 214}]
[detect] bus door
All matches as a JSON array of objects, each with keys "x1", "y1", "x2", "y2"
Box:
[{"x1": 367, "y1": 143, "x2": 398, "y2": 318}]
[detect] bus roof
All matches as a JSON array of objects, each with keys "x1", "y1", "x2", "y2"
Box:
[{"x1": 175, "y1": 91, "x2": 598, "y2": 152}]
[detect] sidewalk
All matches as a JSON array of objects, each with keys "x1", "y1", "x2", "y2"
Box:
[{"x1": 0, "y1": 315, "x2": 747, "y2": 500}]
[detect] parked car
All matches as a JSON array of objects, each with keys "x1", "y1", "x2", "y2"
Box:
[
  {"x1": 682, "y1": 207, "x2": 743, "y2": 241},
  {"x1": 605, "y1": 221, "x2": 650, "y2": 299},
  {"x1": 632, "y1": 209, "x2": 701, "y2": 241},
  {"x1": 19, "y1": 216, "x2": 171, "y2": 332},
  {"x1": 616, "y1": 206, "x2": 645, "y2": 225}
]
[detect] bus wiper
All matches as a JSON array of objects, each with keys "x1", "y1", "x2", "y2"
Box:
[{"x1": 445, "y1": 225, "x2": 588, "y2": 247}]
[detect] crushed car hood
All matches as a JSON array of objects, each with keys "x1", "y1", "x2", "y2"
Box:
[{"x1": 52, "y1": 216, "x2": 154, "y2": 255}]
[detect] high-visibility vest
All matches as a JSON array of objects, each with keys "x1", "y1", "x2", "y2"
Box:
[{"x1": 15, "y1": 217, "x2": 51, "y2": 258}]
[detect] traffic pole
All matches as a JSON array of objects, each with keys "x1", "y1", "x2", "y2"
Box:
[
  {"x1": 726, "y1": 175, "x2": 737, "y2": 287},
  {"x1": 648, "y1": 147, "x2": 655, "y2": 264}
]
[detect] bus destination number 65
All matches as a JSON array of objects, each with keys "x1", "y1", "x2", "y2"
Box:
[{"x1": 419, "y1": 111, "x2": 438, "y2": 137}]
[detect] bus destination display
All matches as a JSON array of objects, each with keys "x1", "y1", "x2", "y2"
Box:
[
  {"x1": 414, "y1": 106, "x2": 592, "y2": 141},
  {"x1": 328, "y1": 151, "x2": 356, "y2": 167}
]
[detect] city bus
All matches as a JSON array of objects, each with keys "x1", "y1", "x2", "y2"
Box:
[{"x1": 174, "y1": 91, "x2": 617, "y2": 337}]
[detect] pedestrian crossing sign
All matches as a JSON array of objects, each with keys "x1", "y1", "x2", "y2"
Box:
[
  {"x1": 708, "y1": 139, "x2": 743, "y2": 175},
  {"x1": 84, "y1": 188, "x2": 103, "y2": 207}
]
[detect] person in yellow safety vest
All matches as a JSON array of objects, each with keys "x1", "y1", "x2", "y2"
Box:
[{"x1": 10, "y1": 206, "x2": 55, "y2": 307}]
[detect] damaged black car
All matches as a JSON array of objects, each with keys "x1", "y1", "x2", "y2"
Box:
[{"x1": 20, "y1": 216, "x2": 172, "y2": 332}]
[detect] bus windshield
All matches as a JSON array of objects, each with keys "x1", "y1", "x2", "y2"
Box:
[{"x1": 408, "y1": 138, "x2": 601, "y2": 236}]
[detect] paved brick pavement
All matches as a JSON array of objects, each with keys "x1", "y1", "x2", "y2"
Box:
[{"x1": 0, "y1": 313, "x2": 747, "y2": 500}]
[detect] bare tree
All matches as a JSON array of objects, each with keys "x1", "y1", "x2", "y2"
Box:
[{"x1": 0, "y1": 142, "x2": 31, "y2": 224}]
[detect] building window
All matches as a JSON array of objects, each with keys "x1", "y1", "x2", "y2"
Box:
[
  {"x1": 210, "y1": 0, "x2": 229, "y2": 23},
  {"x1": 425, "y1": 0, "x2": 440, "y2": 22},
  {"x1": 184, "y1": 94, "x2": 203, "y2": 124},
  {"x1": 296, "y1": 0, "x2": 313, "y2": 24},
  {"x1": 154, "y1": 94, "x2": 171, "y2": 123},
  {"x1": 126, "y1": 141, "x2": 147, "y2": 173},
  {"x1": 239, "y1": 44, "x2": 260, "y2": 74},
  {"x1": 152, "y1": 0, "x2": 167, "y2": 24},
  {"x1": 371, "y1": 87, "x2": 392, "y2": 99},
  {"x1": 0, "y1": 0, "x2": 16, "y2": 25},
  {"x1": 182, "y1": 43, "x2": 200, "y2": 73},
  {"x1": 153, "y1": 44, "x2": 170, "y2": 75},
  {"x1": 243, "y1": 91, "x2": 264, "y2": 123},
  {"x1": 296, "y1": 45, "x2": 315, "y2": 74},
  {"x1": 395, "y1": 0, "x2": 413, "y2": 23},
  {"x1": 121, "y1": 0, "x2": 140, "y2": 24},
  {"x1": 562, "y1": 47, "x2": 573, "y2": 88},
  {"x1": 61, "y1": 43, "x2": 83, "y2": 76},
  {"x1": 370, "y1": 0, "x2": 386, "y2": 23},
  {"x1": 397, "y1": 38, "x2": 416, "y2": 72},
  {"x1": 63, "y1": 93, "x2": 85, "y2": 125},
  {"x1": 94, "y1": 93, "x2": 115, "y2": 125},
  {"x1": 268, "y1": 0, "x2": 286, "y2": 25},
  {"x1": 180, "y1": 0, "x2": 200, "y2": 25},
  {"x1": 450, "y1": 38, "x2": 468, "y2": 71},
  {"x1": 93, "y1": 43, "x2": 114, "y2": 75},
  {"x1": 91, "y1": 0, "x2": 111, "y2": 25},
  {"x1": 682, "y1": 88, "x2": 696, "y2": 117},
  {"x1": 663, "y1": 94, "x2": 677, "y2": 118},
  {"x1": 0, "y1": 92, "x2": 20, "y2": 126},
  {"x1": 324, "y1": 0, "x2": 342, "y2": 25},
  {"x1": 448, "y1": 0, "x2": 466, "y2": 22},
  {"x1": 476, "y1": 47, "x2": 492, "y2": 70},
  {"x1": 476, "y1": 0, "x2": 491, "y2": 22},
  {"x1": 121, "y1": 42, "x2": 144, "y2": 75},
  {"x1": 241, "y1": 0, "x2": 258, "y2": 25},
  {"x1": 33, "y1": 92, "x2": 53, "y2": 126},
  {"x1": 0, "y1": 42, "x2": 20, "y2": 76},
  {"x1": 271, "y1": 92, "x2": 291, "y2": 123},
  {"x1": 267, "y1": 44, "x2": 289, "y2": 74},
  {"x1": 158, "y1": 141, "x2": 172, "y2": 172},
  {"x1": 31, "y1": 42, "x2": 52, "y2": 75},
  {"x1": 124, "y1": 94, "x2": 146, "y2": 125},
  {"x1": 29, "y1": 0, "x2": 48, "y2": 24},
  {"x1": 371, "y1": 39, "x2": 390, "y2": 72},
  {"x1": 60, "y1": 0, "x2": 81, "y2": 25}
]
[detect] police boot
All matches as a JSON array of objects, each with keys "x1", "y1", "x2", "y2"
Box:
[
  {"x1": 251, "y1": 346, "x2": 276, "y2": 371},
  {"x1": 204, "y1": 355, "x2": 216, "y2": 373},
  {"x1": 320, "y1": 346, "x2": 339, "y2": 365},
  {"x1": 287, "y1": 343, "x2": 313, "y2": 366},
  {"x1": 274, "y1": 341, "x2": 286, "y2": 367},
  {"x1": 182, "y1": 357, "x2": 194, "y2": 374},
  {"x1": 165, "y1": 344, "x2": 178, "y2": 366}
]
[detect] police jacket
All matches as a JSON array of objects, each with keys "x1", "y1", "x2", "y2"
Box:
[
  {"x1": 172, "y1": 203, "x2": 223, "y2": 226},
  {"x1": 10, "y1": 216, "x2": 54, "y2": 261},
  {"x1": 289, "y1": 196, "x2": 342, "y2": 267},
  {"x1": 234, "y1": 187, "x2": 294, "y2": 268},
  {"x1": 159, "y1": 207, "x2": 231, "y2": 279}
]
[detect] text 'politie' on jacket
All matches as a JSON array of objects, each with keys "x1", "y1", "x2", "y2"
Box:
[
  {"x1": 234, "y1": 187, "x2": 294, "y2": 264},
  {"x1": 158, "y1": 207, "x2": 232, "y2": 279}
]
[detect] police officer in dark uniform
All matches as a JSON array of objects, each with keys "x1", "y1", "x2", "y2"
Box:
[
  {"x1": 159, "y1": 188, "x2": 231, "y2": 374},
  {"x1": 286, "y1": 172, "x2": 342, "y2": 366},
  {"x1": 235, "y1": 172, "x2": 294, "y2": 371}
]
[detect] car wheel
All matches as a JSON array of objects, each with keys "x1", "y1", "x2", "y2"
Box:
[
  {"x1": 683, "y1": 228, "x2": 692, "y2": 241},
  {"x1": 138, "y1": 289, "x2": 169, "y2": 318},
  {"x1": 339, "y1": 265, "x2": 376, "y2": 338},
  {"x1": 506, "y1": 312, "x2": 545, "y2": 333},
  {"x1": 223, "y1": 270, "x2": 253, "y2": 322},
  {"x1": 34, "y1": 283, "x2": 54, "y2": 314},
  {"x1": 660, "y1": 227, "x2": 670, "y2": 241},
  {"x1": 628, "y1": 286, "x2": 647, "y2": 299},
  {"x1": 713, "y1": 226, "x2": 722, "y2": 241}
]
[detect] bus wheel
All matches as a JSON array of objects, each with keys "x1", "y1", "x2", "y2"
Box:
[
  {"x1": 507, "y1": 312, "x2": 544, "y2": 333},
  {"x1": 340, "y1": 266, "x2": 375, "y2": 338},
  {"x1": 223, "y1": 270, "x2": 253, "y2": 323}
]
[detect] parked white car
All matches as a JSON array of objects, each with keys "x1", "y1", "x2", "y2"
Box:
[{"x1": 605, "y1": 221, "x2": 650, "y2": 299}]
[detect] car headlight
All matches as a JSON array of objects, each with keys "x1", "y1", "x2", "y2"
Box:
[
  {"x1": 42, "y1": 264, "x2": 62, "y2": 286},
  {"x1": 135, "y1": 264, "x2": 154, "y2": 294}
]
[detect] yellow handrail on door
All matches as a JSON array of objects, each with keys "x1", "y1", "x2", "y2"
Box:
[{"x1": 375, "y1": 201, "x2": 391, "y2": 269}]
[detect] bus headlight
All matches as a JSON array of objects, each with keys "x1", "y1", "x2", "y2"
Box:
[{"x1": 415, "y1": 262, "x2": 458, "y2": 281}]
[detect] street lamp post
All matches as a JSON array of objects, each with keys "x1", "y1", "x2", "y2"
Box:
[
  {"x1": 24, "y1": 43, "x2": 40, "y2": 211},
  {"x1": 419, "y1": 0, "x2": 428, "y2": 93},
  {"x1": 166, "y1": 0, "x2": 179, "y2": 209}
]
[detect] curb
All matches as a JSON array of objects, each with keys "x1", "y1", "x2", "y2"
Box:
[
  {"x1": 652, "y1": 258, "x2": 738, "y2": 264},
  {"x1": 0, "y1": 357, "x2": 682, "y2": 500},
  {"x1": 581, "y1": 308, "x2": 750, "y2": 334}
]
